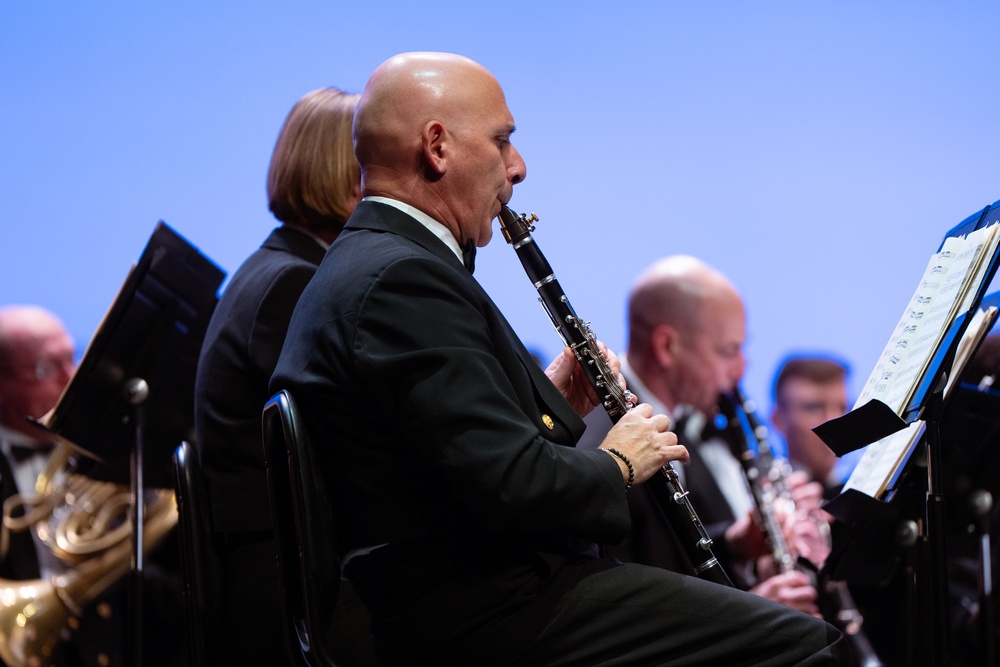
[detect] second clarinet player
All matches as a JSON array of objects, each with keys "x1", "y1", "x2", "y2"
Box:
[{"x1": 499, "y1": 204, "x2": 734, "y2": 587}]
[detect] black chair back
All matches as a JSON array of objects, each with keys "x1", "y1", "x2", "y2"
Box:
[
  {"x1": 172, "y1": 440, "x2": 222, "y2": 667},
  {"x1": 262, "y1": 389, "x2": 342, "y2": 667}
]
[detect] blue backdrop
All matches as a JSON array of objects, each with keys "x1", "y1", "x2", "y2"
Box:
[{"x1": 4, "y1": 1, "x2": 999, "y2": 455}]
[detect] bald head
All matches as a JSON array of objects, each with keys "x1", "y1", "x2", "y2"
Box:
[
  {"x1": 0, "y1": 305, "x2": 76, "y2": 433},
  {"x1": 628, "y1": 256, "x2": 739, "y2": 343},
  {"x1": 352, "y1": 52, "x2": 526, "y2": 247},
  {"x1": 626, "y1": 256, "x2": 747, "y2": 413},
  {"x1": 354, "y1": 53, "x2": 487, "y2": 168}
]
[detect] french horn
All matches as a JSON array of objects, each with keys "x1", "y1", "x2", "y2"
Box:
[{"x1": 0, "y1": 444, "x2": 177, "y2": 667}]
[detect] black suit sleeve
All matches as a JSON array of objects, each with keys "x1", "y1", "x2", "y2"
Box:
[{"x1": 348, "y1": 254, "x2": 629, "y2": 543}]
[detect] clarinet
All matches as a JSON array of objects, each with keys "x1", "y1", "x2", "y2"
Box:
[
  {"x1": 716, "y1": 389, "x2": 798, "y2": 574},
  {"x1": 717, "y1": 387, "x2": 884, "y2": 667},
  {"x1": 498, "y1": 204, "x2": 733, "y2": 587}
]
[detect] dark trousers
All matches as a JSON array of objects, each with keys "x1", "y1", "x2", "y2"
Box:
[
  {"x1": 216, "y1": 535, "x2": 290, "y2": 666},
  {"x1": 215, "y1": 534, "x2": 376, "y2": 667},
  {"x1": 350, "y1": 546, "x2": 851, "y2": 666},
  {"x1": 518, "y1": 562, "x2": 849, "y2": 666}
]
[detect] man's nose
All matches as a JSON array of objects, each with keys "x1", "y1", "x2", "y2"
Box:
[
  {"x1": 508, "y1": 146, "x2": 526, "y2": 185},
  {"x1": 729, "y1": 353, "x2": 746, "y2": 385}
]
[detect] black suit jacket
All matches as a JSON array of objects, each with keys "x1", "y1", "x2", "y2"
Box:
[
  {"x1": 194, "y1": 225, "x2": 326, "y2": 533},
  {"x1": 578, "y1": 388, "x2": 748, "y2": 585},
  {"x1": 270, "y1": 201, "x2": 630, "y2": 659},
  {"x1": 0, "y1": 448, "x2": 40, "y2": 580}
]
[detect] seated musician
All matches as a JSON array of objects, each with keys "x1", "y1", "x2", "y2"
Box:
[
  {"x1": 0, "y1": 304, "x2": 184, "y2": 667},
  {"x1": 270, "y1": 51, "x2": 850, "y2": 665},
  {"x1": 193, "y1": 86, "x2": 375, "y2": 665},
  {"x1": 0, "y1": 305, "x2": 77, "y2": 581},
  {"x1": 577, "y1": 256, "x2": 831, "y2": 611},
  {"x1": 770, "y1": 355, "x2": 855, "y2": 497}
]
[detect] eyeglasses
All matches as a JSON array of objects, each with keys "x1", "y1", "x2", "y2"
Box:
[
  {"x1": 0, "y1": 353, "x2": 76, "y2": 382},
  {"x1": 32, "y1": 354, "x2": 76, "y2": 381}
]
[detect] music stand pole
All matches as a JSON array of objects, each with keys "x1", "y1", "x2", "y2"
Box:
[
  {"x1": 969, "y1": 489, "x2": 995, "y2": 666},
  {"x1": 125, "y1": 377, "x2": 148, "y2": 667},
  {"x1": 895, "y1": 519, "x2": 920, "y2": 667},
  {"x1": 923, "y1": 371, "x2": 950, "y2": 666}
]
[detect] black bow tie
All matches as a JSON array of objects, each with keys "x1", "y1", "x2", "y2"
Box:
[
  {"x1": 462, "y1": 240, "x2": 476, "y2": 274},
  {"x1": 674, "y1": 411, "x2": 724, "y2": 445},
  {"x1": 8, "y1": 443, "x2": 49, "y2": 463}
]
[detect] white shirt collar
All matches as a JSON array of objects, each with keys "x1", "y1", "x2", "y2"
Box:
[
  {"x1": 363, "y1": 196, "x2": 463, "y2": 263},
  {"x1": 620, "y1": 355, "x2": 688, "y2": 487},
  {"x1": 620, "y1": 355, "x2": 671, "y2": 419}
]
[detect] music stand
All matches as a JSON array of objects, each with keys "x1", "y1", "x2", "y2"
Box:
[
  {"x1": 40, "y1": 221, "x2": 225, "y2": 666},
  {"x1": 817, "y1": 199, "x2": 1000, "y2": 666}
]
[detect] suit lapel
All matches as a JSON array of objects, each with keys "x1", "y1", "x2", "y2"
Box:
[
  {"x1": 344, "y1": 200, "x2": 468, "y2": 273},
  {"x1": 349, "y1": 200, "x2": 585, "y2": 442},
  {"x1": 499, "y1": 320, "x2": 586, "y2": 444}
]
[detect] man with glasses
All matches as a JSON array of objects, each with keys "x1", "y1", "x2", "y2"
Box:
[
  {"x1": 0, "y1": 304, "x2": 76, "y2": 502},
  {"x1": 0, "y1": 305, "x2": 187, "y2": 667}
]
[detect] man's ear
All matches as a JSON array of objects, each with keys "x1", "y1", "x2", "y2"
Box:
[
  {"x1": 770, "y1": 404, "x2": 787, "y2": 434},
  {"x1": 650, "y1": 324, "x2": 678, "y2": 369},
  {"x1": 421, "y1": 120, "x2": 447, "y2": 175}
]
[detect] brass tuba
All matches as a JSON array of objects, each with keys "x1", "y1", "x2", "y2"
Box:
[{"x1": 0, "y1": 443, "x2": 177, "y2": 667}]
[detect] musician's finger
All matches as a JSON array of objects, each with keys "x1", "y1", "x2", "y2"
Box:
[
  {"x1": 781, "y1": 588, "x2": 819, "y2": 610},
  {"x1": 785, "y1": 469, "x2": 810, "y2": 488},
  {"x1": 778, "y1": 570, "x2": 813, "y2": 587},
  {"x1": 654, "y1": 412, "x2": 672, "y2": 432},
  {"x1": 597, "y1": 341, "x2": 621, "y2": 371},
  {"x1": 630, "y1": 402, "x2": 654, "y2": 418},
  {"x1": 665, "y1": 443, "x2": 689, "y2": 464}
]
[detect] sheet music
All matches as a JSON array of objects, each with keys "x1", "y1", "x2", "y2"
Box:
[
  {"x1": 842, "y1": 420, "x2": 925, "y2": 498},
  {"x1": 843, "y1": 303, "x2": 998, "y2": 499},
  {"x1": 943, "y1": 305, "x2": 999, "y2": 397},
  {"x1": 855, "y1": 223, "x2": 1000, "y2": 415}
]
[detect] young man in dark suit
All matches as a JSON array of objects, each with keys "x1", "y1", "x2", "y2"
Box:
[{"x1": 272, "y1": 52, "x2": 850, "y2": 665}]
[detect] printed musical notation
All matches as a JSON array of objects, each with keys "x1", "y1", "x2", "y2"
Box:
[
  {"x1": 855, "y1": 222, "x2": 1000, "y2": 415},
  {"x1": 844, "y1": 222, "x2": 1000, "y2": 499},
  {"x1": 845, "y1": 306, "x2": 998, "y2": 499},
  {"x1": 842, "y1": 421, "x2": 925, "y2": 498}
]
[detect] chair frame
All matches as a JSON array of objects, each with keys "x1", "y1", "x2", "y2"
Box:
[
  {"x1": 172, "y1": 440, "x2": 221, "y2": 667},
  {"x1": 262, "y1": 389, "x2": 341, "y2": 667}
]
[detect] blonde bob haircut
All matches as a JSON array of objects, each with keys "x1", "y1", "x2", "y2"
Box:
[{"x1": 267, "y1": 87, "x2": 361, "y2": 234}]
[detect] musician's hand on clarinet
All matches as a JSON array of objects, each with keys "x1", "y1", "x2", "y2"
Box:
[
  {"x1": 764, "y1": 480, "x2": 831, "y2": 566},
  {"x1": 725, "y1": 510, "x2": 770, "y2": 561},
  {"x1": 599, "y1": 403, "x2": 688, "y2": 485},
  {"x1": 784, "y1": 470, "x2": 824, "y2": 512},
  {"x1": 778, "y1": 503, "x2": 833, "y2": 567},
  {"x1": 545, "y1": 342, "x2": 624, "y2": 417},
  {"x1": 750, "y1": 570, "x2": 821, "y2": 618}
]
